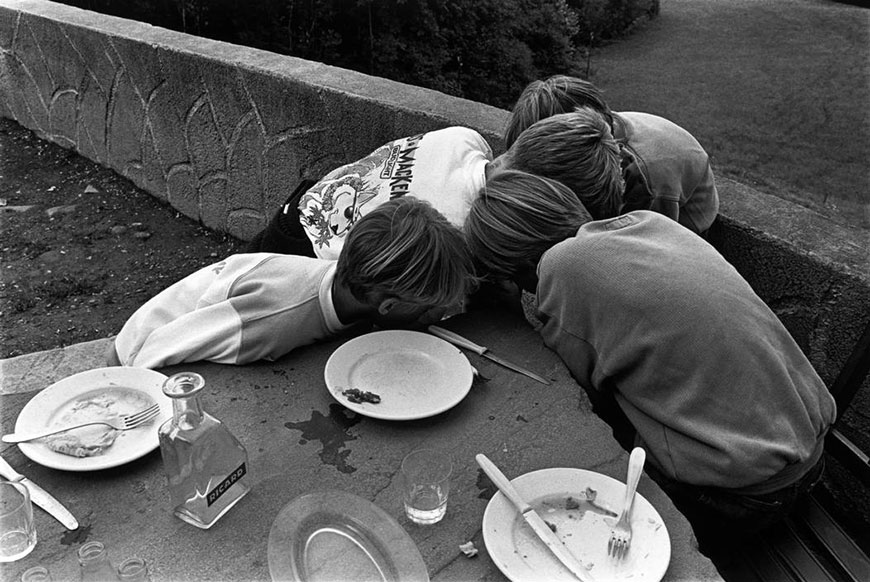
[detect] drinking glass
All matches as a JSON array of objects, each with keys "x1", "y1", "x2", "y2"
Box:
[
  {"x1": 20, "y1": 565, "x2": 52, "y2": 581},
  {"x1": 400, "y1": 449, "x2": 452, "y2": 525},
  {"x1": 0, "y1": 480, "x2": 37, "y2": 562}
]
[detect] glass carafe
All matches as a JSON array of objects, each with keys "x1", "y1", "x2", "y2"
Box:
[{"x1": 158, "y1": 372, "x2": 250, "y2": 529}]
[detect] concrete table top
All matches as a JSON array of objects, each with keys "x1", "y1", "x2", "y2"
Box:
[{"x1": 0, "y1": 310, "x2": 722, "y2": 582}]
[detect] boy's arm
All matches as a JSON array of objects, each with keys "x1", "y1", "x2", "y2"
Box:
[
  {"x1": 114, "y1": 302, "x2": 246, "y2": 368},
  {"x1": 678, "y1": 162, "x2": 719, "y2": 234},
  {"x1": 115, "y1": 255, "x2": 341, "y2": 368},
  {"x1": 113, "y1": 259, "x2": 245, "y2": 368}
]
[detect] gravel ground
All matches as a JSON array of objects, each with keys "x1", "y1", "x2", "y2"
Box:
[{"x1": 0, "y1": 117, "x2": 244, "y2": 359}]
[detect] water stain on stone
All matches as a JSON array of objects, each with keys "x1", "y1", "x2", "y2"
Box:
[
  {"x1": 284, "y1": 403, "x2": 361, "y2": 474},
  {"x1": 61, "y1": 523, "x2": 91, "y2": 545}
]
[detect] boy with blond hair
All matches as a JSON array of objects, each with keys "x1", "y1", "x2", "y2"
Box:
[
  {"x1": 465, "y1": 169, "x2": 835, "y2": 537},
  {"x1": 109, "y1": 198, "x2": 475, "y2": 368},
  {"x1": 495, "y1": 108, "x2": 625, "y2": 222},
  {"x1": 503, "y1": 75, "x2": 718, "y2": 234}
]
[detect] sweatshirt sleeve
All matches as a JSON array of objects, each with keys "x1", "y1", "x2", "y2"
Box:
[
  {"x1": 678, "y1": 161, "x2": 719, "y2": 234},
  {"x1": 113, "y1": 259, "x2": 249, "y2": 368}
]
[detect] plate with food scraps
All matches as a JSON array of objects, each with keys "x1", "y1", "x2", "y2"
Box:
[
  {"x1": 268, "y1": 490, "x2": 429, "y2": 582},
  {"x1": 324, "y1": 330, "x2": 473, "y2": 420},
  {"x1": 482, "y1": 467, "x2": 670, "y2": 582},
  {"x1": 13, "y1": 367, "x2": 172, "y2": 471}
]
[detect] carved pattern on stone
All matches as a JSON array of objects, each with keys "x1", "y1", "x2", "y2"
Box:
[{"x1": 1, "y1": 9, "x2": 334, "y2": 240}]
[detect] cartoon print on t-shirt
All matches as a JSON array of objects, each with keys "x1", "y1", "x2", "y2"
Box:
[
  {"x1": 299, "y1": 176, "x2": 378, "y2": 248},
  {"x1": 298, "y1": 144, "x2": 394, "y2": 250}
]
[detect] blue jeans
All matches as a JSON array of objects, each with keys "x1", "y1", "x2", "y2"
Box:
[{"x1": 646, "y1": 455, "x2": 826, "y2": 553}]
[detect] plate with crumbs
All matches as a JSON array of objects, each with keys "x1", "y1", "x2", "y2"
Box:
[
  {"x1": 324, "y1": 330, "x2": 473, "y2": 420},
  {"x1": 482, "y1": 468, "x2": 671, "y2": 582},
  {"x1": 14, "y1": 367, "x2": 172, "y2": 471}
]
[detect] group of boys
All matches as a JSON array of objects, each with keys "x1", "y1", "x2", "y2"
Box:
[{"x1": 109, "y1": 76, "x2": 835, "y2": 549}]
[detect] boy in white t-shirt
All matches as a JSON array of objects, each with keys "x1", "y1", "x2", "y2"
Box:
[
  {"x1": 246, "y1": 126, "x2": 493, "y2": 258},
  {"x1": 108, "y1": 197, "x2": 476, "y2": 368}
]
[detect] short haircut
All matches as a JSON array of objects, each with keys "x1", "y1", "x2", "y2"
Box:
[
  {"x1": 505, "y1": 108, "x2": 624, "y2": 220},
  {"x1": 505, "y1": 75, "x2": 612, "y2": 148},
  {"x1": 465, "y1": 170, "x2": 593, "y2": 281},
  {"x1": 337, "y1": 197, "x2": 475, "y2": 307}
]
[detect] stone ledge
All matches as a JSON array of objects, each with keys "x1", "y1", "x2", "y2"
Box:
[{"x1": 0, "y1": 337, "x2": 113, "y2": 395}]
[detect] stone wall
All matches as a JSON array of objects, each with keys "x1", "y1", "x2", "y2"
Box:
[{"x1": 1, "y1": 0, "x2": 868, "y2": 450}]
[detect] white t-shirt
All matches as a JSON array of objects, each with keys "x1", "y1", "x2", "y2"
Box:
[
  {"x1": 298, "y1": 126, "x2": 492, "y2": 260},
  {"x1": 114, "y1": 254, "x2": 349, "y2": 368}
]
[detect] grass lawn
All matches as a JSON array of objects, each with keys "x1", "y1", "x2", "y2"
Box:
[{"x1": 588, "y1": 0, "x2": 869, "y2": 230}]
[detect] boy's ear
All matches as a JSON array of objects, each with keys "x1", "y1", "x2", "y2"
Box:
[{"x1": 377, "y1": 297, "x2": 400, "y2": 315}]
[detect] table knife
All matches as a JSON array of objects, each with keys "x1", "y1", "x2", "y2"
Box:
[
  {"x1": 476, "y1": 454, "x2": 595, "y2": 582},
  {"x1": 0, "y1": 455, "x2": 79, "y2": 530},
  {"x1": 428, "y1": 325, "x2": 550, "y2": 385}
]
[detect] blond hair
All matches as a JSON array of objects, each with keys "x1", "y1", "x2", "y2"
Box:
[
  {"x1": 465, "y1": 170, "x2": 593, "y2": 280},
  {"x1": 337, "y1": 197, "x2": 475, "y2": 307},
  {"x1": 505, "y1": 108, "x2": 624, "y2": 220},
  {"x1": 505, "y1": 75, "x2": 613, "y2": 148}
]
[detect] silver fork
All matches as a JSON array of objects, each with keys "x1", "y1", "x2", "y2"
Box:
[
  {"x1": 2, "y1": 403, "x2": 162, "y2": 443},
  {"x1": 608, "y1": 446, "x2": 646, "y2": 560}
]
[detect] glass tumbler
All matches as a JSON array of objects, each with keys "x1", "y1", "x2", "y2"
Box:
[
  {"x1": 0, "y1": 480, "x2": 36, "y2": 562},
  {"x1": 400, "y1": 449, "x2": 453, "y2": 525}
]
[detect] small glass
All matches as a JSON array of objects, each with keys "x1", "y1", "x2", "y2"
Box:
[
  {"x1": 78, "y1": 540, "x2": 120, "y2": 581},
  {"x1": 0, "y1": 480, "x2": 36, "y2": 562},
  {"x1": 400, "y1": 449, "x2": 453, "y2": 525},
  {"x1": 117, "y1": 556, "x2": 151, "y2": 582},
  {"x1": 20, "y1": 565, "x2": 52, "y2": 581}
]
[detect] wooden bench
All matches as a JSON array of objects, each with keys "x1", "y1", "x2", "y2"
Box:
[{"x1": 716, "y1": 321, "x2": 870, "y2": 582}]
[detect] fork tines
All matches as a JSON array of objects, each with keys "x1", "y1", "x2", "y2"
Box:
[{"x1": 123, "y1": 403, "x2": 161, "y2": 428}]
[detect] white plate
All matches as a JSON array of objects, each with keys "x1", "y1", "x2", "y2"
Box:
[
  {"x1": 482, "y1": 468, "x2": 671, "y2": 582},
  {"x1": 324, "y1": 330, "x2": 473, "y2": 420},
  {"x1": 268, "y1": 490, "x2": 429, "y2": 582},
  {"x1": 14, "y1": 367, "x2": 172, "y2": 471}
]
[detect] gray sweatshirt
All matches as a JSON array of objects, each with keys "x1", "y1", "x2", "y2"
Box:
[{"x1": 536, "y1": 211, "x2": 835, "y2": 491}]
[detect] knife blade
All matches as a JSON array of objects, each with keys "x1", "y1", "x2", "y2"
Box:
[
  {"x1": 476, "y1": 454, "x2": 595, "y2": 582},
  {"x1": 0, "y1": 456, "x2": 79, "y2": 530},
  {"x1": 427, "y1": 325, "x2": 550, "y2": 385}
]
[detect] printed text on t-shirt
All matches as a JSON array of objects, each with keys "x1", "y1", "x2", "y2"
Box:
[{"x1": 381, "y1": 133, "x2": 424, "y2": 198}]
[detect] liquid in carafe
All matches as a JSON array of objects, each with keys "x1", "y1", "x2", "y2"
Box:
[{"x1": 158, "y1": 372, "x2": 250, "y2": 529}]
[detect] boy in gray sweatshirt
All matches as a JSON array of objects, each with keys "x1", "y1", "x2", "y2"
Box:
[{"x1": 465, "y1": 169, "x2": 835, "y2": 539}]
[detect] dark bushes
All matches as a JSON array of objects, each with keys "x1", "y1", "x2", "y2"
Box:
[{"x1": 58, "y1": 0, "x2": 658, "y2": 109}]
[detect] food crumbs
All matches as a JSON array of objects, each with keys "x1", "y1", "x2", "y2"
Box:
[
  {"x1": 341, "y1": 388, "x2": 381, "y2": 404},
  {"x1": 545, "y1": 521, "x2": 557, "y2": 533},
  {"x1": 459, "y1": 541, "x2": 478, "y2": 558},
  {"x1": 565, "y1": 496, "x2": 581, "y2": 510}
]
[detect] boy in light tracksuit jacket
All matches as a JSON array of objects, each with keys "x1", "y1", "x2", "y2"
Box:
[{"x1": 109, "y1": 198, "x2": 475, "y2": 368}]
